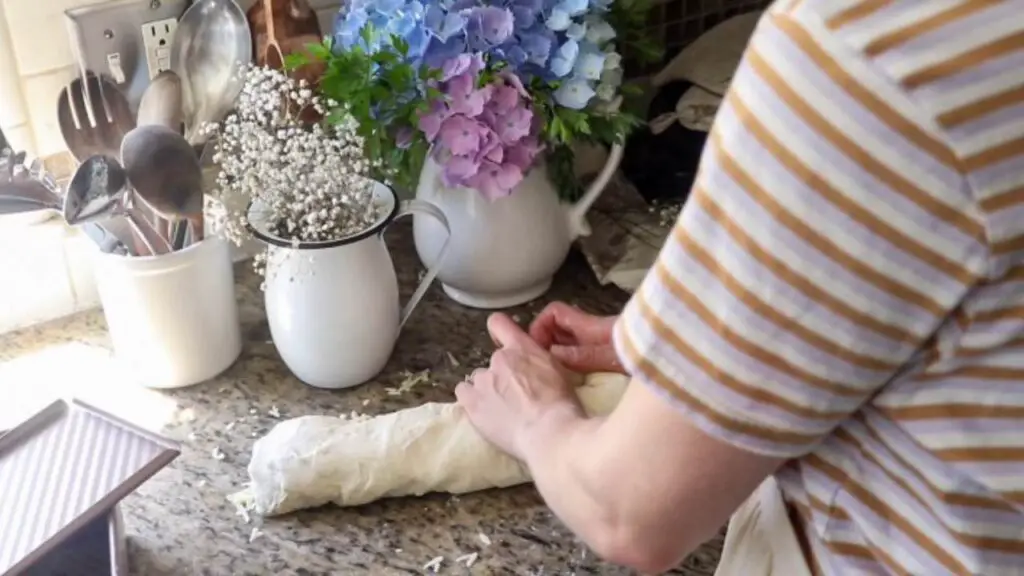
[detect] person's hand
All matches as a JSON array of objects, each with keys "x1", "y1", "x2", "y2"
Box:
[
  {"x1": 529, "y1": 302, "x2": 623, "y2": 374},
  {"x1": 456, "y1": 313, "x2": 584, "y2": 461}
]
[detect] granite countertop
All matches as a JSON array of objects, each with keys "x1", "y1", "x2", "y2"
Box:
[{"x1": 0, "y1": 224, "x2": 723, "y2": 575}]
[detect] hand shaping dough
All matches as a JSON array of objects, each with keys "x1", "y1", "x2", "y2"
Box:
[{"x1": 238, "y1": 372, "x2": 629, "y2": 516}]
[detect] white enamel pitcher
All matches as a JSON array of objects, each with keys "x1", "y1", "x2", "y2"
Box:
[
  {"x1": 248, "y1": 181, "x2": 451, "y2": 389},
  {"x1": 414, "y1": 143, "x2": 624, "y2": 309}
]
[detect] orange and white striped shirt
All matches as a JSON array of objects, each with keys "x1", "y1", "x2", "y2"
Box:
[{"x1": 613, "y1": 1, "x2": 1024, "y2": 574}]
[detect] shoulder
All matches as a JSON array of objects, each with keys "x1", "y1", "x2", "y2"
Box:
[{"x1": 773, "y1": 0, "x2": 1024, "y2": 165}]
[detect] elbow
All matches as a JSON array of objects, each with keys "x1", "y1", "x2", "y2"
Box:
[{"x1": 588, "y1": 523, "x2": 694, "y2": 574}]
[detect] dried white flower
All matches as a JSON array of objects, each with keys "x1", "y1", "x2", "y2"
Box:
[
  {"x1": 649, "y1": 200, "x2": 683, "y2": 227},
  {"x1": 208, "y1": 65, "x2": 384, "y2": 272}
]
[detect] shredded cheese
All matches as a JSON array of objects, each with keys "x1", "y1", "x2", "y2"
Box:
[
  {"x1": 227, "y1": 489, "x2": 257, "y2": 525},
  {"x1": 423, "y1": 556, "x2": 443, "y2": 572},
  {"x1": 386, "y1": 370, "x2": 431, "y2": 396},
  {"x1": 455, "y1": 553, "x2": 478, "y2": 568}
]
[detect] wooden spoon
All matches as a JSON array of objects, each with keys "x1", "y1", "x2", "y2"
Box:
[{"x1": 249, "y1": 0, "x2": 325, "y2": 123}]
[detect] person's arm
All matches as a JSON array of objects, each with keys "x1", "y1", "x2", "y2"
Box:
[
  {"x1": 520, "y1": 382, "x2": 781, "y2": 572},
  {"x1": 513, "y1": 7, "x2": 987, "y2": 572}
]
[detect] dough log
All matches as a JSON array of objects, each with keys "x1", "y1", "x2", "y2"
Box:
[{"x1": 240, "y1": 373, "x2": 629, "y2": 516}]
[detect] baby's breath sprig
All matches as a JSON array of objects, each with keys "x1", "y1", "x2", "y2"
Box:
[{"x1": 208, "y1": 65, "x2": 385, "y2": 253}]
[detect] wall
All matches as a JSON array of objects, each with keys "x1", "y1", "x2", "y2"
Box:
[
  {"x1": 0, "y1": 0, "x2": 105, "y2": 158},
  {"x1": 0, "y1": 0, "x2": 342, "y2": 159},
  {"x1": 0, "y1": 0, "x2": 278, "y2": 334}
]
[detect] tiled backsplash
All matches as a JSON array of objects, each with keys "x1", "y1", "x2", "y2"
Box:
[
  {"x1": 0, "y1": 0, "x2": 342, "y2": 159},
  {"x1": 0, "y1": 0, "x2": 105, "y2": 158},
  {"x1": 0, "y1": 0, "x2": 310, "y2": 334}
]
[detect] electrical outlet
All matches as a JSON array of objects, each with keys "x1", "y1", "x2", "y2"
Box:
[
  {"x1": 141, "y1": 18, "x2": 178, "y2": 80},
  {"x1": 65, "y1": 0, "x2": 189, "y2": 111}
]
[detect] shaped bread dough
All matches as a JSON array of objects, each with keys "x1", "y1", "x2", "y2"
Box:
[{"x1": 239, "y1": 372, "x2": 629, "y2": 516}]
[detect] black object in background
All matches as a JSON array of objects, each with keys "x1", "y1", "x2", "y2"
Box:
[
  {"x1": 621, "y1": 80, "x2": 709, "y2": 206},
  {"x1": 23, "y1": 514, "x2": 112, "y2": 576}
]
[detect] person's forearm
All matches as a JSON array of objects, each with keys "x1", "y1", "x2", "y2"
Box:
[
  {"x1": 520, "y1": 408, "x2": 613, "y2": 544},
  {"x1": 519, "y1": 407, "x2": 686, "y2": 572}
]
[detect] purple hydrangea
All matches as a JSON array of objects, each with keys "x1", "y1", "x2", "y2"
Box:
[
  {"x1": 417, "y1": 68, "x2": 542, "y2": 200},
  {"x1": 332, "y1": 0, "x2": 626, "y2": 198}
]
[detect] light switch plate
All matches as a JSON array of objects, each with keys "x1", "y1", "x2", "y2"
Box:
[{"x1": 65, "y1": 0, "x2": 189, "y2": 111}]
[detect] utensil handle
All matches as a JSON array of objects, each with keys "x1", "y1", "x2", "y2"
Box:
[
  {"x1": 126, "y1": 208, "x2": 172, "y2": 255},
  {"x1": 389, "y1": 199, "x2": 451, "y2": 330},
  {"x1": 81, "y1": 223, "x2": 131, "y2": 255},
  {"x1": 170, "y1": 221, "x2": 189, "y2": 250}
]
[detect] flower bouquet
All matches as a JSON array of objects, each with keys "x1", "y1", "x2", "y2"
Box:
[
  {"x1": 209, "y1": 66, "x2": 383, "y2": 256},
  {"x1": 289, "y1": 0, "x2": 659, "y2": 198},
  {"x1": 207, "y1": 65, "x2": 455, "y2": 388},
  {"x1": 282, "y1": 0, "x2": 659, "y2": 307}
]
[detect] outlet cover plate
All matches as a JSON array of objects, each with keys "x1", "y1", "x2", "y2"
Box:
[
  {"x1": 65, "y1": 0, "x2": 189, "y2": 111},
  {"x1": 141, "y1": 17, "x2": 178, "y2": 79}
]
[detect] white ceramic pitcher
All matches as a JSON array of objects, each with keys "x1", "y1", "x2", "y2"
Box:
[
  {"x1": 247, "y1": 181, "x2": 451, "y2": 389},
  {"x1": 413, "y1": 143, "x2": 624, "y2": 309}
]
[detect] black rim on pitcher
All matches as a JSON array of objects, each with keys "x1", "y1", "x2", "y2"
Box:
[{"x1": 244, "y1": 181, "x2": 401, "y2": 250}]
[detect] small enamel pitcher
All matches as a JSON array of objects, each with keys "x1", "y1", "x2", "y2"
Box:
[{"x1": 248, "y1": 181, "x2": 451, "y2": 389}]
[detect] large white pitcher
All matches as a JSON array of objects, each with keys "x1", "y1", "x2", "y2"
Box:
[
  {"x1": 248, "y1": 181, "x2": 451, "y2": 389},
  {"x1": 413, "y1": 143, "x2": 624, "y2": 309}
]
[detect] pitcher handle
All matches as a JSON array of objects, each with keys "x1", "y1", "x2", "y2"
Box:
[
  {"x1": 390, "y1": 199, "x2": 452, "y2": 330},
  {"x1": 566, "y1": 142, "x2": 625, "y2": 239}
]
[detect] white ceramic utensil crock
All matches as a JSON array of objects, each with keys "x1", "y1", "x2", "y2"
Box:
[
  {"x1": 248, "y1": 181, "x2": 451, "y2": 389},
  {"x1": 94, "y1": 236, "x2": 242, "y2": 388}
]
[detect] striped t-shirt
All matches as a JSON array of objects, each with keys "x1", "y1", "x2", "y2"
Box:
[{"x1": 613, "y1": 1, "x2": 1024, "y2": 574}]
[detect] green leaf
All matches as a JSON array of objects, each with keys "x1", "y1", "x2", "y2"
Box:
[
  {"x1": 621, "y1": 84, "x2": 643, "y2": 97},
  {"x1": 325, "y1": 108, "x2": 350, "y2": 125},
  {"x1": 393, "y1": 35, "x2": 410, "y2": 57},
  {"x1": 305, "y1": 41, "x2": 332, "y2": 60},
  {"x1": 283, "y1": 53, "x2": 307, "y2": 71},
  {"x1": 360, "y1": 23, "x2": 376, "y2": 46}
]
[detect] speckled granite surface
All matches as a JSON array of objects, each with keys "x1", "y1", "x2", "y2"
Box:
[{"x1": 0, "y1": 224, "x2": 724, "y2": 575}]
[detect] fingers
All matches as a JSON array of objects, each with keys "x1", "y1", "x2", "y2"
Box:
[
  {"x1": 454, "y1": 381, "x2": 474, "y2": 405},
  {"x1": 488, "y1": 313, "x2": 539, "y2": 350},
  {"x1": 455, "y1": 368, "x2": 489, "y2": 407},
  {"x1": 528, "y1": 302, "x2": 576, "y2": 347},
  {"x1": 549, "y1": 344, "x2": 622, "y2": 374}
]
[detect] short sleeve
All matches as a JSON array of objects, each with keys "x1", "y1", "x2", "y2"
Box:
[{"x1": 613, "y1": 10, "x2": 989, "y2": 458}]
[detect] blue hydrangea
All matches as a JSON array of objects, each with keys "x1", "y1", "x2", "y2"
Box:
[{"x1": 333, "y1": 0, "x2": 623, "y2": 110}]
